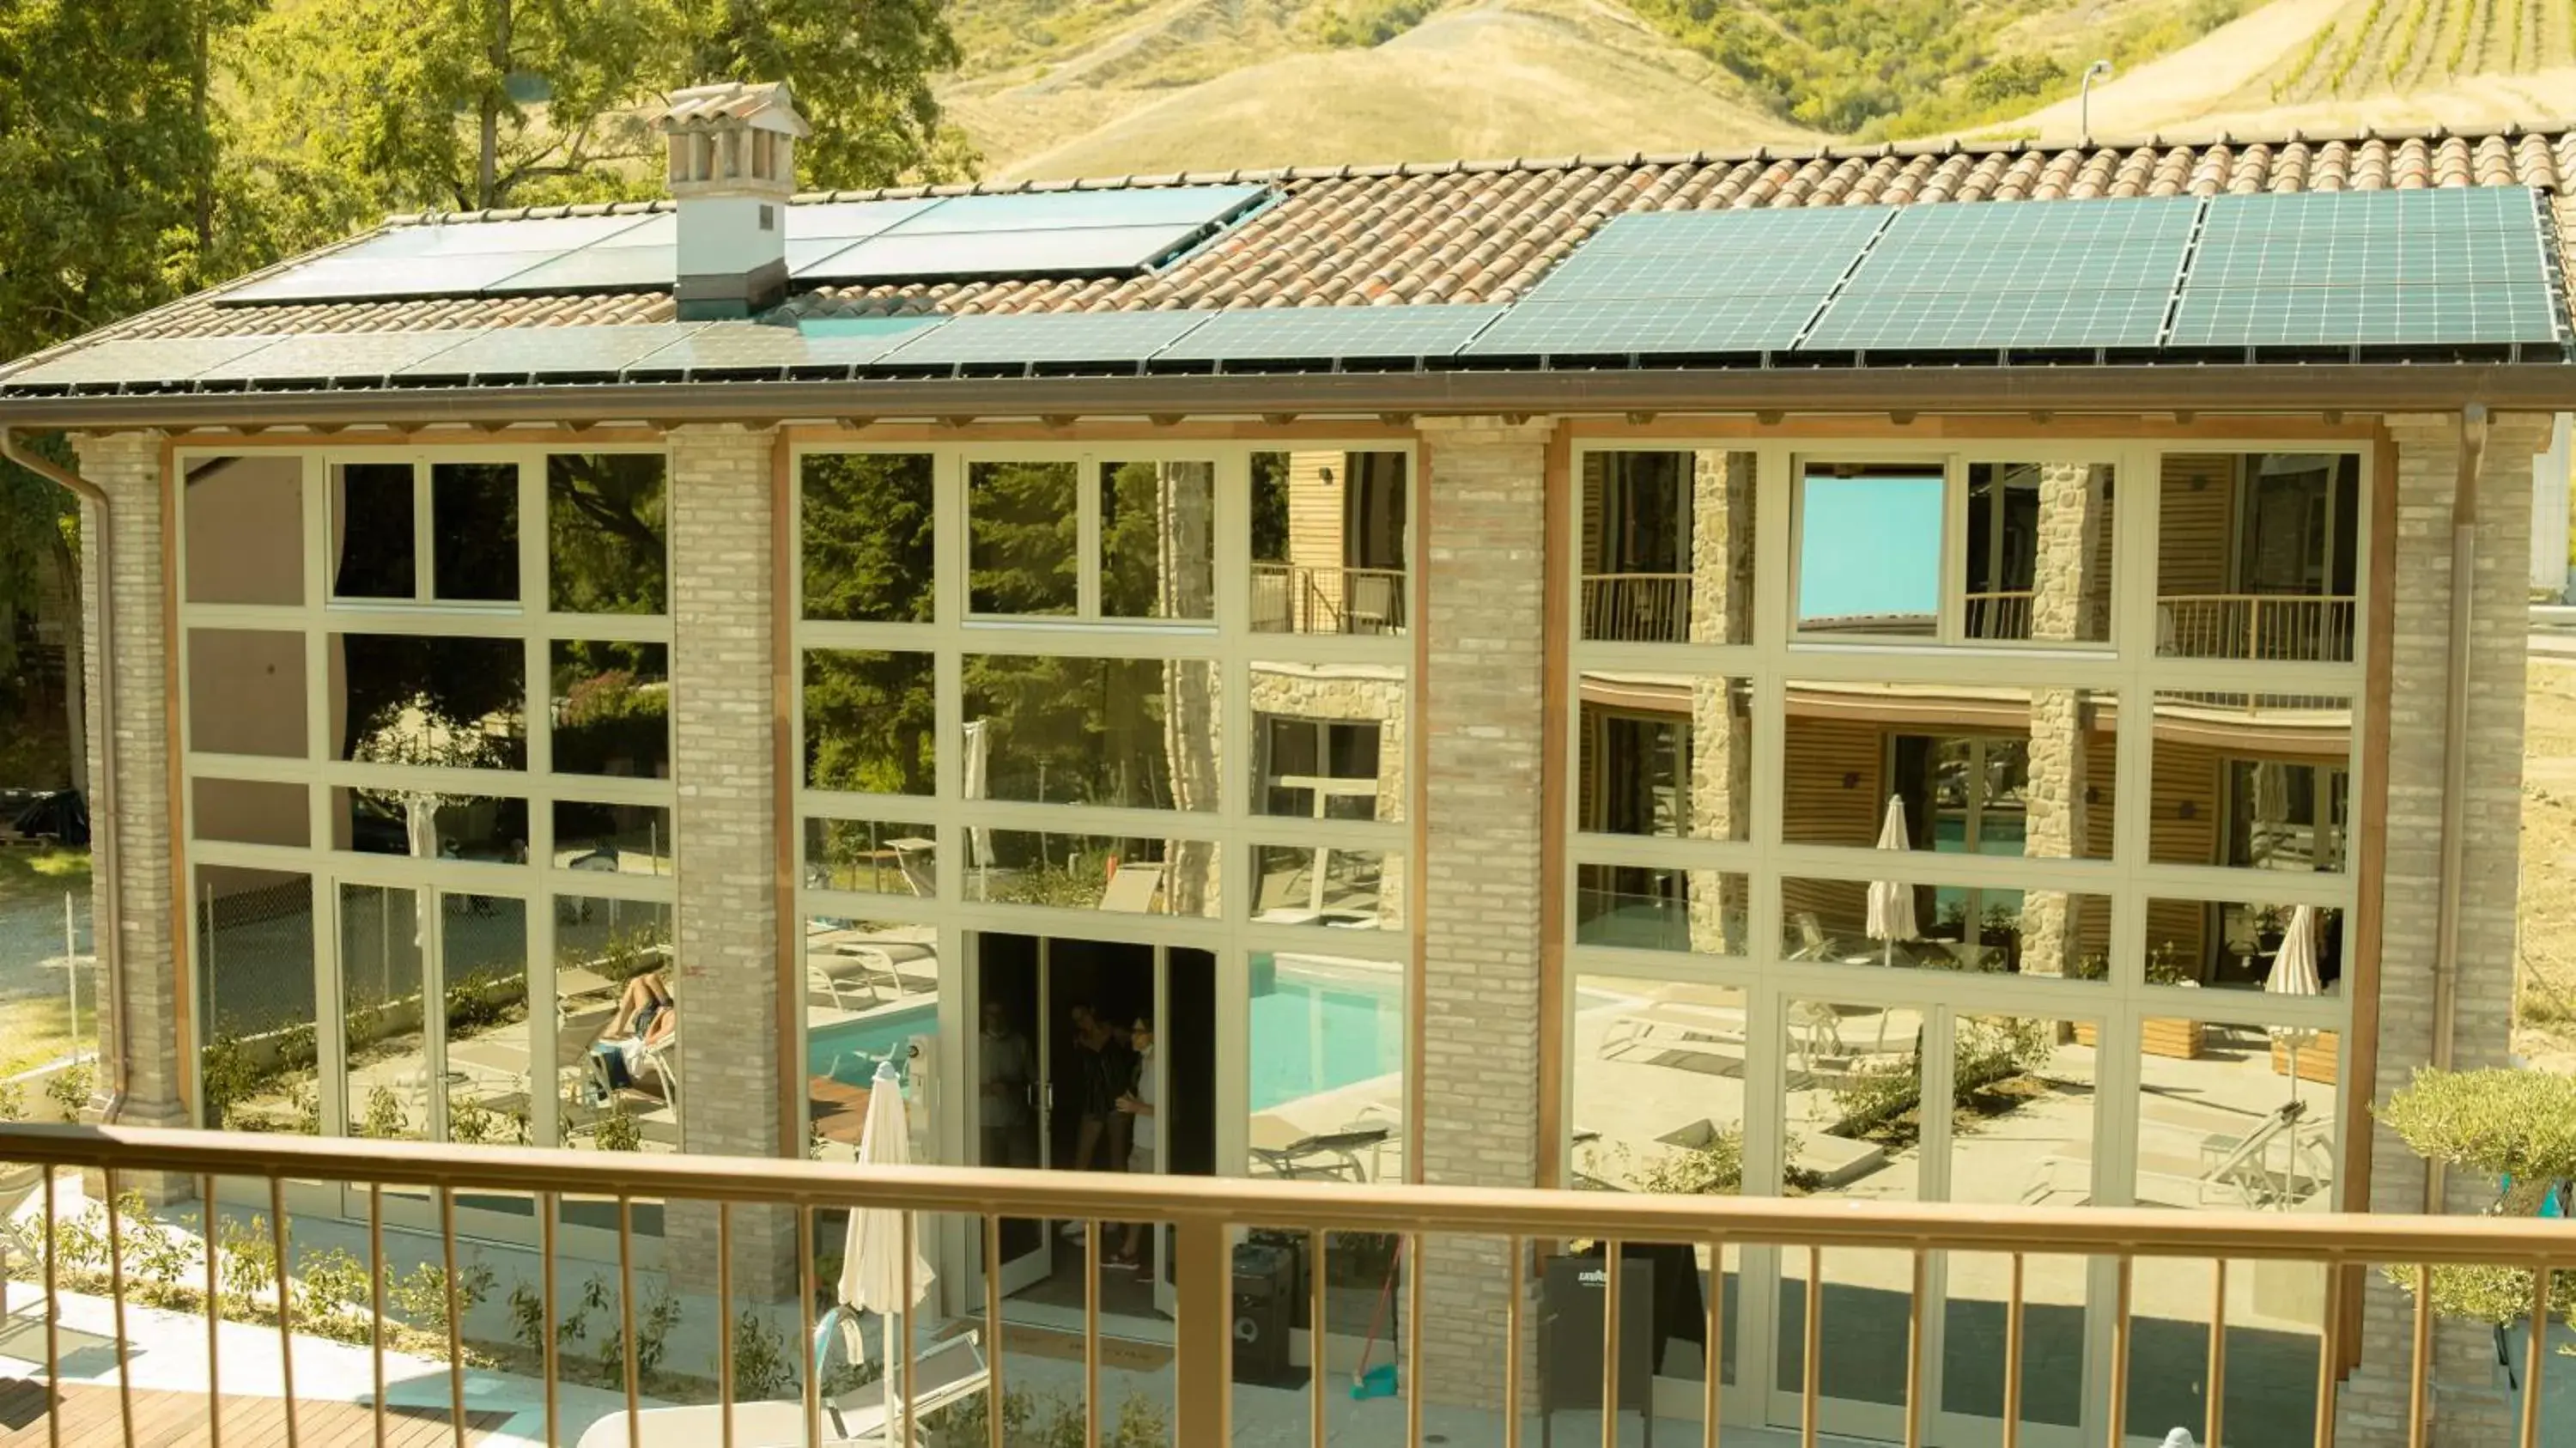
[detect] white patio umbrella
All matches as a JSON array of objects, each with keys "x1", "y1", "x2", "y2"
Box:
[
  {"x1": 404, "y1": 794, "x2": 439, "y2": 951},
  {"x1": 1865, "y1": 795, "x2": 1918, "y2": 970},
  {"x1": 2265, "y1": 904, "x2": 2325, "y2": 1104},
  {"x1": 840, "y1": 1056, "x2": 936, "y2": 1436},
  {"x1": 962, "y1": 720, "x2": 993, "y2": 893}
]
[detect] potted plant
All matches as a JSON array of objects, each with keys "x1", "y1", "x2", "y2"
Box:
[{"x1": 2071, "y1": 943, "x2": 2205, "y2": 1056}]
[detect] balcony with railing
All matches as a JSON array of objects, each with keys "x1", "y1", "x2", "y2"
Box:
[
  {"x1": 2158, "y1": 594, "x2": 2359, "y2": 663},
  {"x1": 2, "y1": 1123, "x2": 2561, "y2": 1447},
  {"x1": 1581, "y1": 574, "x2": 1693, "y2": 643},
  {"x1": 1962, "y1": 591, "x2": 2036, "y2": 642},
  {"x1": 1251, "y1": 564, "x2": 1407, "y2": 636}
]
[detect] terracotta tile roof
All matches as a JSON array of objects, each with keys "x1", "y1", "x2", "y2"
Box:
[{"x1": 52, "y1": 124, "x2": 2576, "y2": 350}]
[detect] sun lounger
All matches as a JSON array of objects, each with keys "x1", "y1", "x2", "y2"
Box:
[
  {"x1": 1250, "y1": 1125, "x2": 1394, "y2": 1183},
  {"x1": 1097, "y1": 861, "x2": 1165, "y2": 913},
  {"x1": 1597, "y1": 1001, "x2": 1750, "y2": 1072},
  {"x1": 574, "y1": 1330, "x2": 987, "y2": 1447}
]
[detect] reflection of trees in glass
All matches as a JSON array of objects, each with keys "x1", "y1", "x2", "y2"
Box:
[
  {"x1": 964, "y1": 656, "x2": 1213, "y2": 811},
  {"x1": 969, "y1": 461, "x2": 1077, "y2": 615},
  {"x1": 550, "y1": 641, "x2": 670, "y2": 778},
  {"x1": 800, "y1": 454, "x2": 933, "y2": 623},
  {"x1": 805, "y1": 650, "x2": 934, "y2": 794},
  {"x1": 338, "y1": 636, "x2": 526, "y2": 770},
  {"x1": 431, "y1": 463, "x2": 519, "y2": 601},
  {"x1": 1100, "y1": 461, "x2": 1215, "y2": 620},
  {"x1": 1249, "y1": 453, "x2": 1290, "y2": 561},
  {"x1": 548, "y1": 454, "x2": 666, "y2": 614}
]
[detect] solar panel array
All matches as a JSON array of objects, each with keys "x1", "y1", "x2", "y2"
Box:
[
  {"x1": 1465, "y1": 206, "x2": 1890, "y2": 356},
  {"x1": 12, "y1": 186, "x2": 2568, "y2": 392},
  {"x1": 215, "y1": 186, "x2": 1273, "y2": 306}
]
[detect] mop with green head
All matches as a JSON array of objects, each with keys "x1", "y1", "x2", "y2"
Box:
[{"x1": 1349, "y1": 1238, "x2": 1405, "y2": 1400}]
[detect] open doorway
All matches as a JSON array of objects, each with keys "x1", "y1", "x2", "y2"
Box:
[{"x1": 974, "y1": 933, "x2": 1215, "y2": 1331}]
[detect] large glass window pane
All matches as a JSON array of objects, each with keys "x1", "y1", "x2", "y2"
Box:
[
  {"x1": 1100, "y1": 459, "x2": 1216, "y2": 620},
  {"x1": 331, "y1": 461, "x2": 415, "y2": 600},
  {"x1": 805, "y1": 915, "x2": 945, "y2": 1162},
  {"x1": 1577, "y1": 671, "x2": 1748, "y2": 840},
  {"x1": 1249, "y1": 952, "x2": 1403, "y2": 1180},
  {"x1": 1782, "y1": 681, "x2": 2116, "y2": 860},
  {"x1": 963, "y1": 655, "x2": 1219, "y2": 811},
  {"x1": 184, "y1": 455, "x2": 304, "y2": 606},
  {"x1": 968, "y1": 459, "x2": 1077, "y2": 616},
  {"x1": 2149, "y1": 693, "x2": 2351, "y2": 871},
  {"x1": 803, "y1": 649, "x2": 935, "y2": 794},
  {"x1": 547, "y1": 453, "x2": 666, "y2": 614},
  {"x1": 196, "y1": 867, "x2": 318, "y2": 1132},
  {"x1": 801, "y1": 453, "x2": 934, "y2": 623},
  {"x1": 1777, "y1": 995, "x2": 1922, "y2": 1408},
  {"x1": 1250, "y1": 845, "x2": 1401, "y2": 928},
  {"x1": 1781, "y1": 877, "x2": 2111, "y2": 980},
  {"x1": 1570, "y1": 973, "x2": 1744, "y2": 1389},
  {"x1": 1944, "y1": 1012, "x2": 2095, "y2": 1432},
  {"x1": 1250, "y1": 661, "x2": 1404, "y2": 822},
  {"x1": 1576, "y1": 864, "x2": 1747, "y2": 956},
  {"x1": 339, "y1": 882, "x2": 428, "y2": 1141},
  {"x1": 329, "y1": 788, "x2": 526, "y2": 861},
  {"x1": 333, "y1": 635, "x2": 526, "y2": 770},
  {"x1": 804, "y1": 818, "x2": 936, "y2": 897},
  {"x1": 2128, "y1": 1021, "x2": 2341, "y2": 1441},
  {"x1": 960, "y1": 831, "x2": 1219, "y2": 917},
  {"x1": 2157, "y1": 453, "x2": 2360, "y2": 662},
  {"x1": 441, "y1": 894, "x2": 532, "y2": 1146},
  {"x1": 191, "y1": 778, "x2": 309, "y2": 848},
  {"x1": 1250, "y1": 450, "x2": 1408, "y2": 636},
  {"x1": 550, "y1": 641, "x2": 671, "y2": 779},
  {"x1": 1796, "y1": 462, "x2": 1941, "y2": 636},
  {"x1": 1580, "y1": 450, "x2": 1755, "y2": 645},
  {"x1": 430, "y1": 461, "x2": 519, "y2": 602},
  {"x1": 1962, "y1": 462, "x2": 2113, "y2": 645},
  {"x1": 555, "y1": 801, "x2": 672, "y2": 876},
  {"x1": 2142, "y1": 897, "x2": 2346, "y2": 992},
  {"x1": 555, "y1": 897, "x2": 674, "y2": 1152},
  {"x1": 188, "y1": 629, "x2": 308, "y2": 758}
]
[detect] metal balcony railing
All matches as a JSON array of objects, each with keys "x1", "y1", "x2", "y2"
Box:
[
  {"x1": 1963, "y1": 590, "x2": 2036, "y2": 642},
  {"x1": 1251, "y1": 563, "x2": 1407, "y2": 636},
  {"x1": 2158, "y1": 594, "x2": 2359, "y2": 663},
  {"x1": 1581, "y1": 574, "x2": 1693, "y2": 643},
  {"x1": 0, "y1": 1123, "x2": 2562, "y2": 1448}
]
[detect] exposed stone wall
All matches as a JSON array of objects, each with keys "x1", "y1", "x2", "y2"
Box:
[
  {"x1": 72, "y1": 432, "x2": 186, "y2": 1150},
  {"x1": 1687, "y1": 451, "x2": 1755, "y2": 952},
  {"x1": 2021, "y1": 463, "x2": 2103, "y2": 977},
  {"x1": 2336, "y1": 413, "x2": 2552, "y2": 1448},
  {"x1": 663, "y1": 424, "x2": 793, "y2": 1293},
  {"x1": 1412, "y1": 417, "x2": 1550, "y2": 1406}
]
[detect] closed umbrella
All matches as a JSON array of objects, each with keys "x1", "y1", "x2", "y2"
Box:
[
  {"x1": 841, "y1": 1057, "x2": 936, "y2": 1440},
  {"x1": 2265, "y1": 904, "x2": 2324, "y2": 1104},
  {"x1": 963, "y1": 721, "x2": 993, "y2": 893},
  {"x1": 1866, "y1": 795, "x2": 1918, "y2": 970}
]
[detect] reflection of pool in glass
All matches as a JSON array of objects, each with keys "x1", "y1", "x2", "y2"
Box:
[
  {"x1": 1250, "y1": 955, "x2": 1403, "y2": 1113},
  {"x1": 808, "y1": 1001, "x2": 939, "y2": 1082}
]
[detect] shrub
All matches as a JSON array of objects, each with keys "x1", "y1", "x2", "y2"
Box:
[
  {"x1": 0, "y1": 1078, "x2": 23, "y2": 1122},
  {"x1": 2380, "y1": 1068, "x2": 2576, "y2": 1331},
  {"x1": 43, "y1": 1062, "x2": 92, "y2": 1120},
  {"x1": 594, "y1": 1107, "x2": 643, "y2": 1153},
  {"x1": 301, "y1": 1246, "x2": 374, "y2": 1326}
]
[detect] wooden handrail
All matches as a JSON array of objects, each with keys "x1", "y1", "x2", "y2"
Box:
[{"x1": 2, "y1": 1122, "x2": 2561, "y2": 1266}]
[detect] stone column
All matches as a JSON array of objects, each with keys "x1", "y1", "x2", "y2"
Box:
[
  {"x1": 71, "y1": 433, "x2": 189, "y2": 1171},
  {"x1": 1413, "y1": 417, "x2": 1551, "y2": 1408},
  {"x1": 665, "y1": 424, "x2": 793, "y2": 1294},
  {"x1": 2022, "y1": 463, "x2": 2102, "y2": 976},
  {"x1": 2337, "y1": 414, "x2": 2554, "y2": 1448},
  {"x1": 1159, "y1": 463, "x2": 1220, "y2": 916},
  {"x1": 1687, "y1": 451, "x2": 1754, "y2": 951}
]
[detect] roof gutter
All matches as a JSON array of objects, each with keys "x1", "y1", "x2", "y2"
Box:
[
  {"x1": 2, "y1": 428, "x2": 128, "y2": 1127},
  {"x1": 0, "y1": 363, "x2": 2570, "y2": 430}
]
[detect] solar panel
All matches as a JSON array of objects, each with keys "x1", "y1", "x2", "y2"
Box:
[
  {"x1": 1842, "y1": 240, "x2": 2186, "y2": 295},
  {"x1": 1150, "y1": 304, "x2": 1506, "y2": 362},
  {"x1": 1807, "y1": 287, "x2": 2175, "y2": 350},
  {"x1": 871, "y1": 310, "x2": 1216, "y2": 368},
  {"x1": 221, "y1": 215, "x2": 662, "y2": 304},
  {"x1": 2184, "y1": 227, "x2": 2543, "y2": 289},
  {"x1": 2199, "y1": 186, "x2": 2543, "y2": 238},
  {"x1": 0, "y1": 334, "x2": 292, "y2": 390},
  {"x1": 394, "y1": 323, "x2": 712, "y2": 380},
  {"x1": 883, "y1": 186, "x2": 1268, "y2": 235},
  {"x1": 1463, "y1": 295, "x2": 1822, "y2": 356},
  {"x1": 384, "y1": 214, "x2": 657, "y2": 257},
  {"x1": 1534, "y1": 246, "x2": 1861, "y2": 302},
  {"x1": 190, "y1": 331, "x2": 491, "y2": 384},
  {"x1": 789, "y1": 198, "x2": 950, "y2": 242},
  {"x1": 2168, "y1": 283, "x2": 2564, "y2": 347},
  {"x1": 1882, "y1": 197, "x2": 2201, "y2": 251},
  {"x1": 799, "y1": 224, "x2": 1209, "y2": 283},
  {"x1": 624, "y1": 317, "x2": 946, "y2": 375}
]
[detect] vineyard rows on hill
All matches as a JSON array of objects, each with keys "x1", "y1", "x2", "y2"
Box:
[{"x1": 2270, "y1": 0, "x2": 2576, "y2": 101}]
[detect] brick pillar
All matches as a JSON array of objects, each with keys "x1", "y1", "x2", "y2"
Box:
[
  {"x1": 664, "y1": 424, "x2": 793, "y2": 1295},
  {"x1": 2022, "y1": 463, "x2": 2101, "y2": 976},
  {"x1": 1413, "y1": 417, "x2": 1550, "y2": 1407},
  {"x1": 2337, "y1": 413, "x2": 2554, "y2": 1448},
  {"x1": 1688, "y1": 451, "x2": 1753, "y2": 951},
  {"x1": 72, "y1": 433, "x2": 187, "y2": 1159}
]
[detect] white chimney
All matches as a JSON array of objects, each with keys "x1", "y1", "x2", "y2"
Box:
[{"x1": 656, "y1": 80, "x2": 811, "y2": 319}]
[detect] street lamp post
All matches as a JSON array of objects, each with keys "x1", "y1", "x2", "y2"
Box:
[{"x1": 2080, "y1": 58, "x2": 2113, "y2": 143}]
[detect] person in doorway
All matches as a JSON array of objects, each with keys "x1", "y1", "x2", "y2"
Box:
[
  {"x1": 1109, "y1": 1015, "x2": 1157, "y2": 1271},
  {"x1": 1066, "y1": 1004, "x2": 1115, "y2": 1171},
  {"x1": 979, "y1": 999, "x2": 1036, "y2": 1168}
]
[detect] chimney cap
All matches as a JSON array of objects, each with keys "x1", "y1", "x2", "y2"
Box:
[{"x1": 659, "y1": 80, "x2": 811, "y2": 138}]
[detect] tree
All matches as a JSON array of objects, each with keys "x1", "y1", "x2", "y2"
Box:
[
  {"x1": 2380, "y1": 1068, "x2": 2576, "y2": 1333},
  {"x1": 678, "y1": 0, "x2": 972, "y2": 190}
]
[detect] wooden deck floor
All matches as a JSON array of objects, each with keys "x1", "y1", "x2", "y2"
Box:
[{"x1": 0, "y1": 1378, "x2": 513, "y2": 1445}]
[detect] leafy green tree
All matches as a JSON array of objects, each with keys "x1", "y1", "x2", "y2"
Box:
[
  {"x1": 678, "y1": 0, "x2": 972, "y2": 189},
  {"x1": 2381, "y1": 1068, "x2": 2576, "y2": 1332}
]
